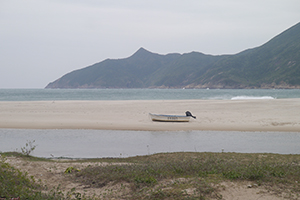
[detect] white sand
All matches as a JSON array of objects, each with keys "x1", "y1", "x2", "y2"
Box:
[{"x1": 0, "y1": 99, "x2": 300, "y2": 132}]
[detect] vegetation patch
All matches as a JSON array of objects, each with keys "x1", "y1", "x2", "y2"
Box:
[
  {"x1": 0, "y1": 154, "x2": 93, "y2": 200},
  {"x1": 1, "y1": 152, "x2": 300, "y2": 199},
  {"x1": 70, "y1": 152, "x2": 300, "y2": 199}
]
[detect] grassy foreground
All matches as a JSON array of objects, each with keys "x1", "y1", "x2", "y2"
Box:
[{"x1": 1, "y1": 152, "x2": 300, "y2": 199}]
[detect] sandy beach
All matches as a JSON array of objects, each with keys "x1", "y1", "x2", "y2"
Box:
[{"x1": 0, "y1": 99, "x2": 299, "y2": 132}]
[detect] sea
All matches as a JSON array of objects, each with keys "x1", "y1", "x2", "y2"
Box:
[
  {"x1": 1, "y1": 88, "x2": 300, "y2": 158},
  {"x1": 1, "y1": 88, "x2": 300, "y2": 101}
]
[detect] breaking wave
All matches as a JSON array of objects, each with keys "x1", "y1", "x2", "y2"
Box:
[{"x1": 231, "y1": 96, "x2": 275, "y2": 100}]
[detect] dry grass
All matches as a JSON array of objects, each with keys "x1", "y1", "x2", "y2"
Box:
[
  {"x1": 1, "y1": 152, "x2": 300, "y2": 199},
  {"x1": 69, "y1": 152, "x2": 300, "y2": 199}
]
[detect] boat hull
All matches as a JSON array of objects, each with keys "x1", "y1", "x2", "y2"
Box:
[{"x1": 149, "y1": 113, "x2": 191, "y2": 122}]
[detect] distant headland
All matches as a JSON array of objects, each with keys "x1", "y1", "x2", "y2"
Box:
[{"x1": 46, "y1": 22, "x2": 300, "y2": 89}]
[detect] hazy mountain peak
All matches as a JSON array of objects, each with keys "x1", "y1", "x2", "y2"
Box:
[{"x1": 130, "y1": 47, "x2": 155, "y2": 58}]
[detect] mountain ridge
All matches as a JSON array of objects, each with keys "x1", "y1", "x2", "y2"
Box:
[{"x1": 46, "y1": 22, "x2": 300, "y2": 89}]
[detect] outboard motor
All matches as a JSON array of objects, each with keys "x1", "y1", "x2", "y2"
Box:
[{"x1": 186, "y1": 111, "x2": 196, "y2": 119}]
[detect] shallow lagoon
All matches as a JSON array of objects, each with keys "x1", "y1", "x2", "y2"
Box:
[{"x1": 1, "y1": 129, "x2": 299, "y2": 158}]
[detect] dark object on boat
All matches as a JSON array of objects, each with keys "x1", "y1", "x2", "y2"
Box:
[{"x1": 186, "y1": 111, "x2": 196, "y2": 119}]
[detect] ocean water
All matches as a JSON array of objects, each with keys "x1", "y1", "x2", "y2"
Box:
[{"x1": 0, "y1": 88, "x2": 300, "y2": 101}]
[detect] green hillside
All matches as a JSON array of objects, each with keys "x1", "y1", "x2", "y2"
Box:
[{"x1": 46, "y1": 22, "x2": 300, "y2": 89}]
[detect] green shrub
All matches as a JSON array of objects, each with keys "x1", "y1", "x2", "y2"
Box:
[
  {"x1": 0, "y1": 157, "x2": 45, "y2": 199},
  {"x1": 0, "y1": 156, "x2": 91, "y2": 199},
  {"x1": 20, "y1": 140, "x2": 36, "y2": 156}
]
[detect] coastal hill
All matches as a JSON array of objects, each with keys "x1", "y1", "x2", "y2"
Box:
[{"x1": 46, "y1": 22, "x2": 300, "y2": 89}]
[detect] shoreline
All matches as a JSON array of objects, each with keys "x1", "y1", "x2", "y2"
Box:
[{"x1": 0, "y1": 99, "x2": 300, "y2": 132}]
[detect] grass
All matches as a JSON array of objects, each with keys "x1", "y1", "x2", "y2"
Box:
[
  {"x1": 0, "y1": 152, "x2": 93, "y2": 200},
  {"x1": 70, "y1": 152, "x2": 300, "y2": 199},
  {"x1": 0, "y1": 151, "x2": 51, "y2": 162},
  {"x1": 1, "y1": 152, "x2": 300, "y2": 199},
  {"x1": 0, "y1": 154, "x2": 53, "y2": 199}
]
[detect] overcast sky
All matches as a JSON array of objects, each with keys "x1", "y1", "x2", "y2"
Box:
[{"x1": 1, "y1": 0, "x2": 300, "y2": 88}]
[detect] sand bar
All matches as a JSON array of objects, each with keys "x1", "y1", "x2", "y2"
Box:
[{"x1": 0, "y1": 99, "x2": 300, "y2": 132}]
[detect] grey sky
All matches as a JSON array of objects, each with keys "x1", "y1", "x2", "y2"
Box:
[{"x1": 1, "y1": 0, "x2": 299, "y2": 88}]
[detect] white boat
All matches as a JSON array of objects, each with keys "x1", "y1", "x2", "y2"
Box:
[{"x1": 149, "y1": 113, "x2": 193, "y2": 122}]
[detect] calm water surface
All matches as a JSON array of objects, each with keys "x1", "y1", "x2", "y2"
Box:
[{"x1": 1, "y1": 129, "x2": 299, "y2": 158}]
